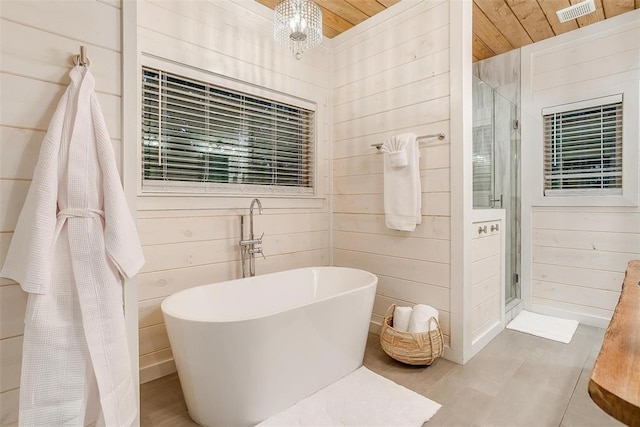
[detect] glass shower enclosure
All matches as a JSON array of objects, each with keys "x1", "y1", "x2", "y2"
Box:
[{"x1": 472, "y1": 75, "x2": 521, "y2": 304}]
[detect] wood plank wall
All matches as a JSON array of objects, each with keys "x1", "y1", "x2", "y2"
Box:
[
  {"x1": 136, "y1": 0, "x2": 331, "y2": 383},
  {"x1": 331, "y1": 0, "x2": 453, "y2": 344},
  {"x1": 471, "y1": 219, "x2": 502, "y2": 341},
  {"x1": 522, "y1": 11, "x2": 640, "y2": 326},
  {"x1": 0, "y1": 1, "x2": 122, "y2": 424}
]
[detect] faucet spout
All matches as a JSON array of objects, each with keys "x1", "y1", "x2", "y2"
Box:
[
  {"x1": 249, "y1": 198, "x2": 263, "y2": 239},
  {"x1": 250, "y1": 198, "x2": 263, "y2": 216}
]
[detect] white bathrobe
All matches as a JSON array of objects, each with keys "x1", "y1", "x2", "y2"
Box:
[{"x1": 1, "y1": 66, "x2": 145, "y2": 426}]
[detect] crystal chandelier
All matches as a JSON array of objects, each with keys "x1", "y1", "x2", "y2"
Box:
[{"x1": 274, "y1": 0, "x2": 322, "y2": 60}]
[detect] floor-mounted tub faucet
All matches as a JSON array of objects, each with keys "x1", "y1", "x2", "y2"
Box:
[
  {"x1": 240, "y1": 198, "x2": 264, "y2": 277},
  {"x1": 249, "y1": 198, "x2": 262, "y2": 240}
]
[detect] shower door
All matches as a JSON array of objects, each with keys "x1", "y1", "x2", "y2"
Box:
[{"x1": 472, "y1": 76, "x2": 521, "y2": 303}]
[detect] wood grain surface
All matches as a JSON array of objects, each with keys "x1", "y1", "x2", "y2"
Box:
[{"x1": 589, "y1": 260, "x2": 640, "y2": 426}]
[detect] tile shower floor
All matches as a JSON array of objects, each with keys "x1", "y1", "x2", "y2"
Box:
[{"x1": 140, "y1": 325, "x2": 622, "y2": 426}]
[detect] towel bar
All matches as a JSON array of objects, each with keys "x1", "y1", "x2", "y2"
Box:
[{"x1": 372, "y1": 133, "x2": 446, "y2": 150}]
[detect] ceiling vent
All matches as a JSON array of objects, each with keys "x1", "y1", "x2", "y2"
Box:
[{"x1": 556, "y1": 0, "x2": 596, "y2": 23}]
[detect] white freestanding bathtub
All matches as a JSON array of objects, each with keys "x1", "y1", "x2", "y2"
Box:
[{"x1": 161, "y1": 266, "x2": 377, "y2": 427}]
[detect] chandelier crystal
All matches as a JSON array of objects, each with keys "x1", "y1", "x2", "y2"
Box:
[{"x1": 274, "y1": 0, "x2": 322, "y2": 60}]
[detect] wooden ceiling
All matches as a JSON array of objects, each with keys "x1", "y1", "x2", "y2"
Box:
[
  {"x1": 256, "y1": 0, "x2": 640, "y2": 61},
  {"x1": 472, "y1": 0, "x2": 640, "y2": 62}
]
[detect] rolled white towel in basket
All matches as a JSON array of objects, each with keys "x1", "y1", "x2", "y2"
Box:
[
  {"x1": 393, "y1": 306, "x2": 412, "y2": 332},
  {"x1": 408, "y1": 304, "x2": 439, "y2": 333}
]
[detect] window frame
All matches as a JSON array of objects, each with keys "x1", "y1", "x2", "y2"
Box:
[
  {"x1": 137, "y1": 55, "x2": 323, "y2": 210},
  {"x1": 542, "y1": 94, "x2": 623, "y2": 198},
  {"x1": 530, "y1": 81, "x2": 639, "y2": 208}
]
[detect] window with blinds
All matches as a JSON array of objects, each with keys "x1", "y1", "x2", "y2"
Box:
[
  {"x1": 543, "y1": 94, "x2": 623, "y2": 196},
  {"x1": 472, "y1": 124, "x2": 494, "y2": 208},
  {"x1": 141, "y1": 67, "x2": 314, "y2": 195}
]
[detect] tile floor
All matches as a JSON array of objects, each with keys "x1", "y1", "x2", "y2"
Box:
[{"x1": 140, "y1": 325, "x2": 623, "y2": 426}]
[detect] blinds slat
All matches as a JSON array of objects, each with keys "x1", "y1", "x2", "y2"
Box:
[
  {"x1": 142, "y1": 67, "x2": 315, "y2": 192},
  {"x1": 543, "y1": 99, "x2": 623, "y2": 194}
]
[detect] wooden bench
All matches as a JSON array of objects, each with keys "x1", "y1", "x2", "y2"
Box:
[{"x1": 589, "y1": 259, "x2": 640, "y2": 426}]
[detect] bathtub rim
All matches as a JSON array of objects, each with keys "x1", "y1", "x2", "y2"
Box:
[{"x1": 160, "y1": 266, "x2": 378, "y2": 324}]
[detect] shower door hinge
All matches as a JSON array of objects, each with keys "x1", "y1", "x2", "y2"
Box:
[
  {"x1": 514, "y1": 273, "x2": 519, "y2": 283},
  {"x1": 513, "y1": 119, "x2": 519, "y2": 130}
]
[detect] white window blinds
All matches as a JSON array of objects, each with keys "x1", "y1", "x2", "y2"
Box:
[
  {"x1": 543, "y1": 95, "x2": 623, "y2": 196},
  {"x1": 141, "y1": 67, "x2": 315, "y2": 194}
]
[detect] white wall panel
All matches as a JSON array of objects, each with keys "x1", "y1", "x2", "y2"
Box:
[
  {"x1": 331, "y1": 1, "x2": 452, "y2": 351},
  {"x1": 334, "y1": 231, "x2": 450, "y2": 264},
  {"x1": 0, "y1": 128, "x2": 44, "y2": 181},
  {"x1": 138, "y1": 348, "x2": 175, "y2": 385},
  {"x1": 332, "y1": 1, "x2": 448, "y2": 69},
  {"x1": 0, "y1": 336, "x2": 22, "y2": 393},
  {"x1": 333, "y1": 168, "x2": 450, "y2": 195},
  {"x1": 0, "y1": 181, "x2": 29, "y2": 234},
  {"x1": 333, "y1": 192, "x2": 451, "y2": 217},
  {"x1": 333, "y1": 73, "x2": 450, "y2": 123},
  {"x1": 333, "y1": 25, "x2": 449, "y2": 88},
  {"x1": 334, "y1": 249, "x2": 450, "y2": 289},
  {"x1": 470, "y1": 216, "x2": 503, "y2": 343},
  {"x1": 0, "y1": 286, "x2": 27, "y2": 341},
  {"x1": 334, "y1": 213, "x2": 450, "y2": 240},
  {"x1": 532, "y1": 246, "x2": 635, "y2": 273},
  {"x1": 0, "y1": 1, "x2": 121, "y2": 51},
  {"x1": 466, "y1": 209, "x2": 507, "y2": 355},
  {"x1": 0, "y1": 19, "x2": 121, "y2": 96},
  {"x1": 0, "y1": 388, "x2": 19, "y2": 426},
  {"x1": 531, "y1": 263, "x2": 624, "y2": 293},
  {"x1": 333, "y1": 49, "x2": 450, "y2": 107},
  {"x1": 376, "y1": 274, "x2": 450, "y2": 312},
  {"x1": 0, "y1": 74, "x2": 121, "y2": 138},
  {"x1": 532, "y1": 210, "x2": 640, "y2": 233},
  {"x1": 139, "y1": 0, "x2": 328, "y2": 83},
  {"x1": 521, "y1": 10, "x2": 640, "y2": 325},
  {"x1": 138, "y1": 297, "x2": 165, "y2": 329},
  {"x1": 334, "y1": 97, "x2": 450, "y2": 141},
  {"x1": 530, "y1": 26, "x2": 639, "y2": 76},
  {"x1": 532, "y1": 280, "x2": 620, "y2": 311},
  {"x1": 138, "y1": 324, "x2": 170, "y2": 357},
  {"x1": 533, "y1": 229, "x2": 640, "y2": 254}
]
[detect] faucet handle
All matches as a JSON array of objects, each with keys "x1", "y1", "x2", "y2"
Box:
[{"x1": 249, "y1": 247, "x2": 266, "y2": 260}]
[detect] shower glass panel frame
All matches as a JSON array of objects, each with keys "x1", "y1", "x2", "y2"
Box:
[{"x1": 472, "y1": 76, "x2": 521, "y2": 304}]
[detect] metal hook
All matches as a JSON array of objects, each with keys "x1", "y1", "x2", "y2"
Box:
[{"x1": 72, "y1": 46, "x2": 90, "y2": 68}]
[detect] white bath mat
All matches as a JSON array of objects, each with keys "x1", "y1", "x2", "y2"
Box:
[
  {"x1": 507, "y1": 310, "x2": 579, "y2": 343},
  {"x1": 256, "y1": 366, "x2": 441, "y2": 426}
]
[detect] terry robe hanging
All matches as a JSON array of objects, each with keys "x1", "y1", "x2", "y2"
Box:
[{"x1": 0, "y1": 66, "x2": 145, "y2": 426}]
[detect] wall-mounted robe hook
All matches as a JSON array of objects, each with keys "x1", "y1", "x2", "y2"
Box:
[{"x1": 72, "y1": 46, "x2": 90, "y2": 67}]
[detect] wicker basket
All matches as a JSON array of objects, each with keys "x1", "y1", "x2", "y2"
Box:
[{"x1": 380, "y1": 304, "x2": 444, "y2": 366}]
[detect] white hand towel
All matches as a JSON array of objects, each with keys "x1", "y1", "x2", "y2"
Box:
[
  {"x1": 393, "y1": 306, "x2": 412, "y2": 332},
  {"x1": 387, "y1": 150, "x2": 408, "y2": 167},
  {"x1": 381, "y1": 133, "x2": 421, "y2": 231},
  {"x1": 408, "y1": 304, "x2": 440, "y2": 333}
]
